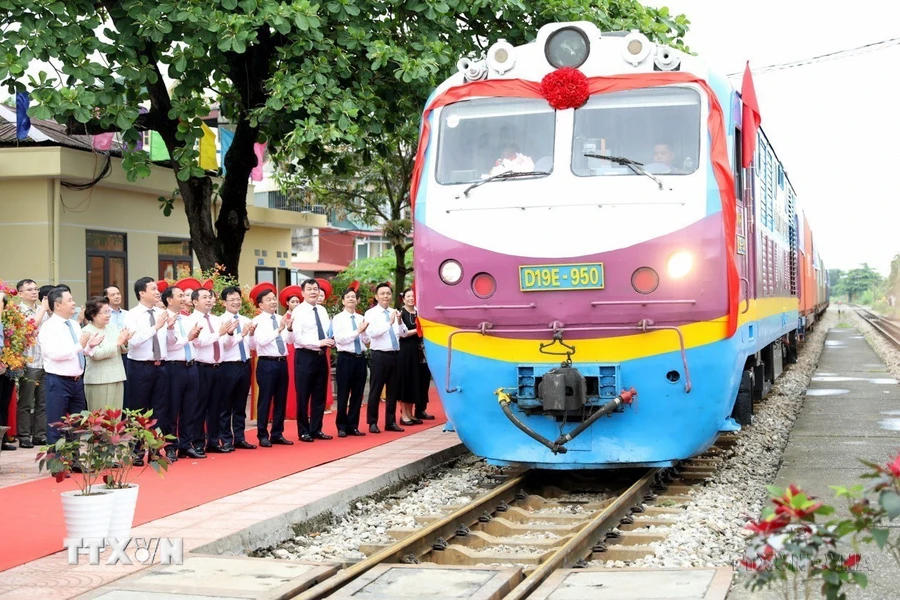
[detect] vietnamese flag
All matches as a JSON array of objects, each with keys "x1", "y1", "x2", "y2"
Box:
[{"x1": 741, "y1": 62, "x2": 761, "y2": 168}]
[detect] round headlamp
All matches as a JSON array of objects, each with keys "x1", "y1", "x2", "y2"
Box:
[
  {"x1": 545, "y1": 27, "x2": 590, "y2": 69},
  {"x1": 622, "y1": 31, "x2": 651, "y2": 66},
  {"x1": 487, "y1": 39, "x2": 517, "y2": 75}
]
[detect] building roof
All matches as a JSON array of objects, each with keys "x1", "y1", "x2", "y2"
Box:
[
  {"x1": 293, "y1": 261, "x2": 347, "y2": 273},
  {"x1": 0, "y1": 103, "x2": 123, "y2": 154}
]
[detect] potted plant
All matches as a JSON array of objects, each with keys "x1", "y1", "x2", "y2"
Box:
[
  {"x1": 97, "y1": 408, "x2": 171, "y2": 540},
  {"x1": 36, "y1": 411, "x2": 121, "y2": 545}
]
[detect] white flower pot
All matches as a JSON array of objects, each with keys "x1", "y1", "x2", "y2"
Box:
[
  {"x1": 89, "y1": 483, "x2": 140, "y2": 541},
  {"x1": 61, "y1": 489, "x2": 114, "y2": 549}
]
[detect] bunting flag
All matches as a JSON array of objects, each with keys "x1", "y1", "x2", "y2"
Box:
[
  {"x1": 92, "y1": 132, "x2": 115, "y2": 151},
  {"x1": 219, "y1": 125, "x2": 235, "y2": 175},
  {"x1": 15, "y1": 92, "x2": 31, "y2": 140},
  {"x1": 741, "y1": 62, "x2": 761, "y2": 169},
  {"x1": 149, "y1": 130, "x2": 170, "y2": 161},
  {"x1": 251, "y1": 141, "x2": 266, "y2": 181},
  {"x1": 199, "y1": 122, "x2": 218, "y2": 171}
]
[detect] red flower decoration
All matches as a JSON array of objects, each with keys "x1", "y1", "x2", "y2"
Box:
[{"x1": 540, "y1": 68, "x2": 590, "y2": 110}]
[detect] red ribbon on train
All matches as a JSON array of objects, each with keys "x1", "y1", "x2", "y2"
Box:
[{"x1": 408, "y1": 72, "x2": 741, "y2": 339}]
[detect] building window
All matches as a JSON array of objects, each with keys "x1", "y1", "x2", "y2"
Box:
[
  {"x1": 86, "y1": 231, "x2": 127, "y2": 307},
  {"x1": 158, "y1": 237, "x2": 193, "y2": 280},
  {"x1": 355, "y1": 238, "x2": 391, "y2": 261}
]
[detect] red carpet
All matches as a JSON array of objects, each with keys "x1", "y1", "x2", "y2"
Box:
[{"x1": 0, "y1": 393, "x2": 446, "y2": 572}]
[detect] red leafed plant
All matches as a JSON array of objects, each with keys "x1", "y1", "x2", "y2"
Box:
[
  {"x1": 742, "y1": 451, "x2": 900, "y2": 599},
  {"x1": 540, "y1": 67, "x2": 589, "y2": 110}
]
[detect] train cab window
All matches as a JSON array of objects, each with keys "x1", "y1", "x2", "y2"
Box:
[
  {"x1": 435, "y1": 97, "x2": 555, "y2": 185},
  {"x1": 571, "y1": 87, "x2": 701, "y2": 177}
]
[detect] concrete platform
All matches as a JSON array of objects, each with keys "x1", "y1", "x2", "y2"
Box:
[
  {"x1": 728, "y1": 323, "x2": 900, "y2": 599},
  {"x1": 529, "y1": 567, "x2": 733, "y2": 599},
  {"x1": 0, "y1": 426, "x2": 465, "y2": 599},
  {"x1": 77, "y1": 555, "x2": 339, "y2": 599},
  {"x1": 330, "y1": 564, "x2": 522, "y2": 599}
]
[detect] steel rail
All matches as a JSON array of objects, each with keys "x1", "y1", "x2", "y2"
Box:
[
  {"x1": 503, "y1": 468, "x2": 660, "y2": 600},
  {"x1": 293, "y1": 472, "x2": 530, "y2": 599},
  {"x1": 855, "y1": 306, "x2": 900, "y2": 348}
]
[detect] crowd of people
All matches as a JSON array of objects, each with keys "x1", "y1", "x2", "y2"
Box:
[{"x1": 0, "y1": 276, "x2": 433, "y2": 464}]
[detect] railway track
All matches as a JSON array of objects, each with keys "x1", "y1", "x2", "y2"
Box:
[
  {"x1": 290, "y1": 435, "x2": 737, "y2": 599},
  {"x1": 854, "y1": 306, "x2": 900, "y2": 347}
]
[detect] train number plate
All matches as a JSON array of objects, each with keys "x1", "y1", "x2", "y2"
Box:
[{"x1": 519, "y1": 263, "x2": 604, "y2": 292}]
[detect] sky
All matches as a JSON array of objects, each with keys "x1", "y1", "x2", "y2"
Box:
[{"x1": 644, "y1": 0, "x2": 900, "y2": 275}]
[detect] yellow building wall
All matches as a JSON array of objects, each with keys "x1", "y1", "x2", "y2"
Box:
[{"x1": 0, "y1": 147, "x2": 326, "y2": 304}]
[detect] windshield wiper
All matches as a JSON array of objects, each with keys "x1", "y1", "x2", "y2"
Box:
[
  {"x1": 583, "y1": 153, "x2": 664, "y2": 190},
  {"x1": 461, "y1": 170, "x2": 551, "y2": 197}
]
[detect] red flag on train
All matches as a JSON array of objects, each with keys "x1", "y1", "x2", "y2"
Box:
[{"x1": 741, "y1": 62, "x2": 761, "y2": 169}]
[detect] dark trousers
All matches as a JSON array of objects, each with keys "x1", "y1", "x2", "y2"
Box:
[
  {"x1": 44, "y1": 374, "x2": 87, "y2": 444},
  {"x1": 255, "y1": 358, "x2": 288, "y2": 440},
  {"x1": 0, "y1": 375, "x2": 15, "y2": 442},
  {"x1": 295, "y1": 350, "x2": 328, "y2": 437},
  {"x1": 16, "y1": 367, "x2": 46, "y2": 443},
  {"x1": 219, "y1": 361, "x2": 251, "y2": 445},
  {"x1": 416, "y1": 363, "x2": 432, "y2": 416},
  {"x1": 125, "y1": 360, "x2": 169, "y2": 430},
  {"x1": 336, "y1": 353, "x2": 367, "y2": 433},
  {"x1": 194, "y1": 364, "x2": 222, "y2": 449},
  {"x1": 166, "y1": 361, "x2": 199, "y2": 451},
  {"x1": 367, "y1": 350, "x2": 399, "y2": 427}
]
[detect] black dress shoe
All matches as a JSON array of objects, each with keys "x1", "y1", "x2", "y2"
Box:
[
  {"x1": 368, "y1": 425, "x2": 381, "y2": 434},
  {"x1": 18, "y1": 440, "x2": 33, "y2": 449},
  {"x1": 349, "y1": 429, "x2": 366, "y2": 436},
  {"x1": 33, "y1": 438, "x2": 47, "y2": 445},
  {"x1": 337, "y1": 431, "x2": 347, "y2": 438},
  {"x1": 271, "y1": 436, "x2": 294, "y2": 445},
  {"x1": 385, "y1": 424, "x2": 405, "y2": 432},
  {"x1": 259, "y1": 439, "x2": 272, "y2": 447},
  {"x1": 206, "y1": 445, "x2": 228, "y2": 453},
  {"x1": 165, "y1": 451, "x2": 178, "y2": 463},
  {"x1": 300, "y1": 434, "x2": 314, "y2": 443},
  {"x1": 415, "y1": 412, "x2": 436, "y2": 420},
  {"x1": 235, "y1": 440, "x2": 257, "y2": 449},
  {"x1": 314, "y1": 432, "x2": 332, "y2": 440},
  {"x1": 179, "y1": 448, "x2": 206, "y2": 459},
  {"x1": 221, "y1": 444, "x2": 235, "y2": 452},
  {"x1": 400, "y1": 418, "x2": 423, "y2": 426},
  {"x1": 1, "y1": 442, "x2": 17, "y2": 451}
]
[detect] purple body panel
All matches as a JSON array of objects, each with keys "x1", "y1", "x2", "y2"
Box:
[{"x1": 417, "y1": 213, "x2": 728, "y2": 339}]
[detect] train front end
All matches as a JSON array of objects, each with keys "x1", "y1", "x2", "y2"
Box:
[{"x1": 413, "y1": 22, "x2": 745, "y2": 469}]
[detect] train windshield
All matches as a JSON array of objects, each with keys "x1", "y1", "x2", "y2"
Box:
[
  {"x1": 435, "y1": 97, "x2": 555, "y2": 185},
  {"x1": 571, "y1": 87, "x2": 701, "y2": 177}
]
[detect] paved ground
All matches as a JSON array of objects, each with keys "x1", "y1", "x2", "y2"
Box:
[
  {"x1": 0, "y1": 427, "x2": 465, "y2": 599},
  {"x1": 728, "y1": 324, "x2": 900, "y2": 599}
]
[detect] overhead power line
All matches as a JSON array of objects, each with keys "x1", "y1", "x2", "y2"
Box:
[{"x1": 726, "y1": 36, "x2": 900, "y2": 78}]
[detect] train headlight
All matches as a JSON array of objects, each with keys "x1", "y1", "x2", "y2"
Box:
[
  {"x1": 487, "y1": 39, "x2": 516, "y2": 75},
  {"x1": 654, "y1": 45, "x2": 681, "y2": 71},
  {"x1": 666, "y1": 251, "x2": 693, "y2": 279},
  {"x1": 545, "y1": 26, "x2": 590, "y2": 69},
  {"x1": 622, "y1": 31, "x2": 651, "y2": 66},
  {"x1": 440, "y1": 260, "x2": 463, "y2": 285}
]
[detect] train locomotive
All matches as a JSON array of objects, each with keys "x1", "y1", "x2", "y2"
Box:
[{"x1": 411, "y1": 21, "x2": 828, "y2": 469}]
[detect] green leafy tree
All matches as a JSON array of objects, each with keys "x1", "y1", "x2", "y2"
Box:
[
  {"x1": 325, "y1": 251, "x2": 414, "y2": 313},
  {"x1": 0, "y1": 0, "x2": 325, "y2": 276},
  {"x1": 273, "y1": 0, "x2": 691, "y2": 293}
]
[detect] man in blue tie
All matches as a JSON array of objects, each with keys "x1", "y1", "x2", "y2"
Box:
[
  {"x1": 37, "y1": 288, "x2": 103, "y2": 444},
  {"x1": 218, "y1": 286, "x2": 257, "y2": 451},
  {"x1": 331, "y1": 284, "x2": 371, "y2": 437},
  {"x1": 250, "y1": 283, "x2": 294, "y2": 447},
  {"x1": 363, "y1": 282, "x2": 408, "y2": 433}
]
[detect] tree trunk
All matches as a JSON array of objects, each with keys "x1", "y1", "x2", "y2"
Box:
[
  {"x1": 178, "y1": 177, "x2": 217, "y2": 272},
  {"x1": 214, "y1": 116, "x2": 260, "y2": 277}
]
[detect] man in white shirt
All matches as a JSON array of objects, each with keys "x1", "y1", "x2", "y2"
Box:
[
  {"x1": 162, "y1": 286, "x2": 202, "y2": 461},
  {"x1": 218, "y1": 286, "x2": 257, "y2": 451},
  {"x1": 288, "y1": 279, "x2": 334, "y2": 442},
  {"x1": 331, "y1": 286, "x2": 370, "y2": 437},
  {"x1": 364, "y1": 282, "x2": 407, "y2": 434},
  {"x1": 123, "y1": 277, "x2": 174, "y2": 460},
  {"x1": 38, "y1": 288, "x2": 103, "y2": 443},
  {"x1": 15, "y1": 278, "x2": 48, "y2": 448},
  {"x1": 187, "y1": 288, "x2": 237, "y2": 454},
  {"x1": 250, "y1": 284, "x2": 294, "y2": 447}
]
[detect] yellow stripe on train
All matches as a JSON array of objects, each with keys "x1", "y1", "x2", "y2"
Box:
[{"x1": 420, "y1": 297, "x2": 798, "y2": 363}]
